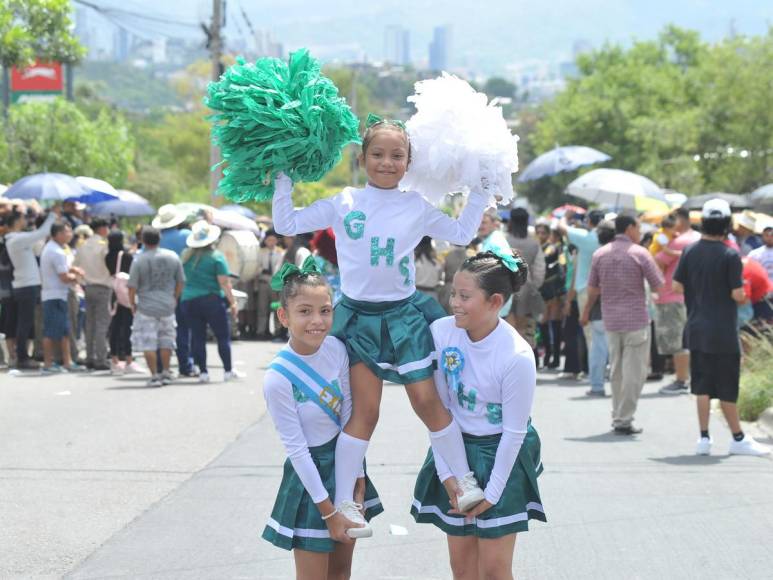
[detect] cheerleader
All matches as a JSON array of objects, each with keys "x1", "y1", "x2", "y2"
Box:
[
  {"x1": 412, "y1": 248, "x2": 546, "y2": 580},
  {"x1": 261, "y1": 257, "x2": 383, "y2": 579},
  {"x1": 273, "y1": 115, "x2": 491, "y2": 535}
]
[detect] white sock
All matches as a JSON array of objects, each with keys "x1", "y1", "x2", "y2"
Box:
[
  {"x1": 429, "y1": 420, "x2": 471, "y2": 481},
  {"x1": 334, "y1": 432, "x2": 369, "y2": 506}
]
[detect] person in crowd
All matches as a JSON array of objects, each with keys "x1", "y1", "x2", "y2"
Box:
[
  {"x1": 535, "y1": 221, "x2": 566, "y2": 369},
  {"x1": 251, "y1": 228, "x2": 284, "y2": 340},
  {"x1": 559, "y1": 242, "x2": 586, "y2": 380},
  {"x1": 733, "y1": 211, "x2": 762, "y2": 256},
  {"x1": 0, "y1": 214, "x2": 16, "y2": 367},
  {"x1": 505, "y1": 208, "x2": 546, "y2": 351},
  {"x1": 438, "y1": 243, "x2": 472, "y2": 313},
  {"x1": 477, "y1": 209, "x2": 514, "y2": 319},
  {"x1": 128, "y1": 226, "x2": 185, "y2": 388},
  {"x1": 61, "y1": 200, "x2": 84, "y2": 233},
  {"x1": 312, "y1": 227, "x2": 341, "y2": 304},
  {"x1": 673, "y1": 199, "x2": 770, "y2": 456},
  {"x1": 415, "y1": 236, "x2": 444, "y2": 302},
  {"x1": 180, "y1": 220, "x2": 242, "y2": 383},
  {"x1": 153, "y1": 205, "x2": 195, "y2": 376},
  {"x1": 73, "y1": 218, "x2": 112, "y2": 371},
  {"x1": 748, "y1": 225, "x2": 773, "y2": 280},
  {"x1": 5, "y1": 207, "x2": 57, "y2": 370},
  {"x1": 739, "y1": 255, "x2": 773, "y2": 338},
  {"x1": 557, "y1": 209, "x2": 603, "y2": 367},
  {"x1": 653, "y1": 208, "x2": 701, "y2": 395},
  {"x1": 584, "y1": 220, "x2": 615, "y2": 396},
  {"x1": 39, "y1": 221, "x2": 83, "y2": 374},
  {"x1": 106, "y1": 230, "x2": 142, "y2": 375},
  {"x1": 283, "y1": 232, "x2": 314, "y2": 267},
  {"x1": 72, "y1": 224, "x2": 93, "y2": 250},
  {"x1": 648, "y1": 214, "x2": 677, "y2": 260},
  {"x1": 581, "y1": 215, "x2": 664, "y2": 435}
]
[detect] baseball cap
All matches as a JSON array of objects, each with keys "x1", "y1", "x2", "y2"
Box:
[{"x1": 702, "y1": 198, "x2": 731, "y2": 219}]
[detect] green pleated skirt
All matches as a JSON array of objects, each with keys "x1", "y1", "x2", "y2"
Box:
[
  {"x1": 331, "y1": 291, "x2": 447, "y2": 384},
  {"x1": 262, "y1": 435, "x2": 383, "y2": 553},
  {"x1": 411, "y1": 424, "x2": 546, "y2": 538}
]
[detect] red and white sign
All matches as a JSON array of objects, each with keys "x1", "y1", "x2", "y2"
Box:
[{"x1": 11, "y1": 61, "x2": 64, "y2": 92}]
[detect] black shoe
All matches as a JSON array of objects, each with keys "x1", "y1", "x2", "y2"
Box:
[
  {"x1": 92, "y1": 363, "x2": 111, "y2": 371},
  {"x1": 17, "y1": 358, "x2": 41, "y2": 370},
  {"x1": 646, "y1": 372, "x2": 663, "y2": 382},
  {"x1": 585, "y1": 389, "x2": 607, "y2": 397},
  {"x1": 613, "y1": 425, "x2": 643, "y2": 435}
]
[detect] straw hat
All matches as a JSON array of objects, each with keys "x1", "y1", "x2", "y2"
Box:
[
  {"x1": 186, "y1": 219, "x2": 222, "y2": 248},
  {"x1": 151, "y1": 204, "x2": 186, "y2": 230},
  {"x1": 732, "y1": 210, "x2": 756, "y2": 232}
]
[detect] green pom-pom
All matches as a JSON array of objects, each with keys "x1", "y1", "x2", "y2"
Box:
[{"x1": 205, "y1": 49, "x2": 361, "y2": 203}]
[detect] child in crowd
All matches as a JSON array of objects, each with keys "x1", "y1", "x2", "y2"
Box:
[
  {"x1": 649, "y1": 215, "x2": 677, "y2": 266},
  {"x1": 412, "y1": 248, "x2": 546, "y2": 579},
  {"x1": 272, "y1": 115, "x2": 492, "y2": 536},
  {"x1": 261, "y1": 256, "x2": 383, "y2": 579}
]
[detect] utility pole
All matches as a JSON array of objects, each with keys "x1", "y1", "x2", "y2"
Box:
[{"x1": 208, "y1": 0, "x2": 224, "y2": 204}]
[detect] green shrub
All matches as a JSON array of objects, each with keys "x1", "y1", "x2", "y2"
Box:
[{"x1": 738, "y1": 328, "x2": 773, "y2": 421}]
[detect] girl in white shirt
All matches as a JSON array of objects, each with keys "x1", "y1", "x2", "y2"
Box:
[
  {"x1": 273, "y1": 115, "x2": 492, "y2": 530},
  {"x1": 261, "y1": 257, "x2": 382, "y2": 579},
  {"x1": 412, "y1": 248, "x2": 546, "y2": 580}
]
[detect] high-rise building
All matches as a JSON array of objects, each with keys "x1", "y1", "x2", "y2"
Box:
[
  {"x1": 74, "y1": 7, "x2": 90, "y2": 53},
  {"x1": 429, "y1": 25, "x2": 451, "y2": 71},
  {"x1": 113, "y1": 27, "x2": 132, "y2": 62},
  {"x1": 383, "y1": 25, "x2": 410, "y2": 65}
]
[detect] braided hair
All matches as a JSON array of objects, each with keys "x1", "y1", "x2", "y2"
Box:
[{"x1": 459, "y1": 249, "x2": 528, "y2": 304}]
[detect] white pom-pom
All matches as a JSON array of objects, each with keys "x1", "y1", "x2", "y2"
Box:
[{"x1": 400, "y1": 73, "x2": 519, "y2": 206}]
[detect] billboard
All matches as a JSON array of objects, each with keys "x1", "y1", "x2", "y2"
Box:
[{"x1": 10, "y1": 61, "x2": 64, "y2": 103}]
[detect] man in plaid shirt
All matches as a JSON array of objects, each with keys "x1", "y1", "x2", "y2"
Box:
[{"x1": 581, "y1": 215, "x2": 664, "y2": 435}]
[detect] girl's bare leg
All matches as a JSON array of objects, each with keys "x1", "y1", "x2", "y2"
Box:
[
  {"x1": 294, "y1": 549, "x2": 328, "y2": 580},
  {"x1": 448, "y1": 535, "x2": 479, "y2": 580},
  {"x1": 327, "y1": 540, "x2": 356, "y2": 580},
  {"x1": 477, "y1": 534, "x2": 517, "y2": 580}
]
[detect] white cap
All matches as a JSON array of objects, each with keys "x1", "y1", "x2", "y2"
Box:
[{"x1": 702, "y1": 198, "x2": 731, "y2": 219}]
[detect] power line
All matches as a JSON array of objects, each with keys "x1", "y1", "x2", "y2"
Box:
[{"x1": 73, "y1": 0, "x2": 199, "y2": 29}]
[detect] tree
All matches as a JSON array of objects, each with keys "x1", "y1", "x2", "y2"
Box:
[
  {"x1": 0, "y1": 0, "x2": 84, "y2": 68},
  {"x1": 483, "y1": 77, "x2": 516, "y2": 99},
  {"x1": 0, "y1": 98, "x2": 134, "y2": 185}
]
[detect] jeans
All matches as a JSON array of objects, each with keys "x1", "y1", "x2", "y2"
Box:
[
  {"x1": 182, "y1": 294, "x2": 232, "y2": 374},
  {"x1": 588, "y1": 320, "x2": 608, "y2": 392},
  {"x1": 12, "y1": 285, "x2": 40, "y2": 361},
  {"x1": 175, "y1": 301, "x2": 193, "y2": 374}
]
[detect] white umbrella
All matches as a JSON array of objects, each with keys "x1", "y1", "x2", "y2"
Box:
[
  {"x1": 90, "y1": 190, "x2": 155, "y2": 217},
  {"x1": 0, "y1": 184, "x2": 7, "y2": 196},
  {"x1": 566, "y1": 168, "x2": 666, "y2": 209}
]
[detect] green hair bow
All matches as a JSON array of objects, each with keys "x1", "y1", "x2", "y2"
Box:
[
  {"x1": 366, "y1": 113, "x2": 406, "y2": 130},
  {"x1": 270, "y1": 256, "x2": 323, "y2": 291},
  {"x1": 488, "y1": 247, "x2": 522, "y2": 273}
]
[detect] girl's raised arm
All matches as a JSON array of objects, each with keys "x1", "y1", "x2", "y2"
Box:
[
  {"x1": 422, "y1": 190, "x2": 491, "y2": 246},
  {"x1": 271, "y1": 173, "x2": 337, "y2": 236}
]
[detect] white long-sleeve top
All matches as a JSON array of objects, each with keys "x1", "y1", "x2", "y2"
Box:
[
  {"x1": 262, "y1": 337, "x2": 352, "y2": 503},
  {"x1": 272, "y1": 181, "x2": 490, "y2": 302},
  {"x1": 430, "y1": 316, "x2": 536, "y2": 505},
  {"x1": 6, "y1": 212, "x2": 56, "y2": 289}
]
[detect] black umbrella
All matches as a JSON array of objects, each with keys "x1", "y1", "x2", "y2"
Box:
[{"x1": 681, "y1": 192, "x2": 752, "y2": 211}]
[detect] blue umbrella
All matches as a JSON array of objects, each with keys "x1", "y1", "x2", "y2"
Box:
[
  {"x1": 66, "y1": 176, "x2": 120, "y2": 204},
  {"x1": 4, "y1": 173, "x2": 87, "y2": 200},
  {"x1": 517, "y1": 146, "x2": 611, "y2": 183},
  {"x1": 220, "y1": 204, "x2": 257, "y2": 220},
  {"x1": 90, "y1": 190, "x2": 154, "y2": 217}
]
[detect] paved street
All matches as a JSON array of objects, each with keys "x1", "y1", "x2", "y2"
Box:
[{"x1": 2, "y1": 340, "x2": 773, "y2": 579}]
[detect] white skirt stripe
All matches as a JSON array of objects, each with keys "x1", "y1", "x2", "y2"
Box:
[
  {"x1": 376, "y1": 352, "x2": 434, "y2": 375},
  {"x1": 363, "y1": 497, "x2": 382, "y2": 509},
  {"x1": 411, "y1": 499, "x2": 544, "y2": 529},
  {"x1": 265, "y1": 517, "x2": 331, "y2": 539}
]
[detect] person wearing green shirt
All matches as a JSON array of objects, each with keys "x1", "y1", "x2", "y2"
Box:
[{"x1": 180, "y1": 220, "x2": 242, "y2": 383}]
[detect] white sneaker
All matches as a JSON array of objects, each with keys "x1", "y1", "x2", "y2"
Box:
[
  {"x1": 146, "y1": 375, "x2": 163, "y2": 388},
  {"x1": 161, "y1": 370, "x2": 175, "y2": 385},
  {"x1": 695, "y1": 436, "x2": 712, "y2": 455},
  {"x1": 198, "y1": 372, "x2": 210, "y2": 384},
  {"x1": 223, "y1": 369, "x2": 245, "y2": 382},
  {"x1": 123, "y1": 362, "x2": 145, "y2": 375},
  {"x1": 338, "y1": 500, "x2": 372, "y2": 539},
  {"x1": 456, "y1": 471, "x2": 485, "y2": 512},
  {"x1": 729, "y1": 436, "x2": 771, "y2": 456}
]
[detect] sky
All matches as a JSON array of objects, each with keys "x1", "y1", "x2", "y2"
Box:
[{"x1": 85, "y1": 0, "x2": 773, "y2": 73}]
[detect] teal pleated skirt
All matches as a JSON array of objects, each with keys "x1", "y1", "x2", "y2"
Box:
[
  {"x1": 332, "y1": 291, "x2": 447, "y2": 384},
  {"x1": 262, "y1": 435, "x2": 383, "y2": 553},
  {"x1": 411, "y1": 424, "x2": 546, "y2": 538}
]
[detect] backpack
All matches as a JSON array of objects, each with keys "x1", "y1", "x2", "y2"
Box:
[{"x1": 112, "y1": 251, "x2": 132, "y2": 309}]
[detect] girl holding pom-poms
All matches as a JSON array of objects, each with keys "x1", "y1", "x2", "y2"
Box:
[
  {"x1": 261, "y1": 256, "x2": 382, "y2": 578},
  {"x1": 272, "y1": 114, "x2": 493, "y2": 536},
  {"x1": 412, "y1": 248, "x2": 546, "y2": 579}
]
